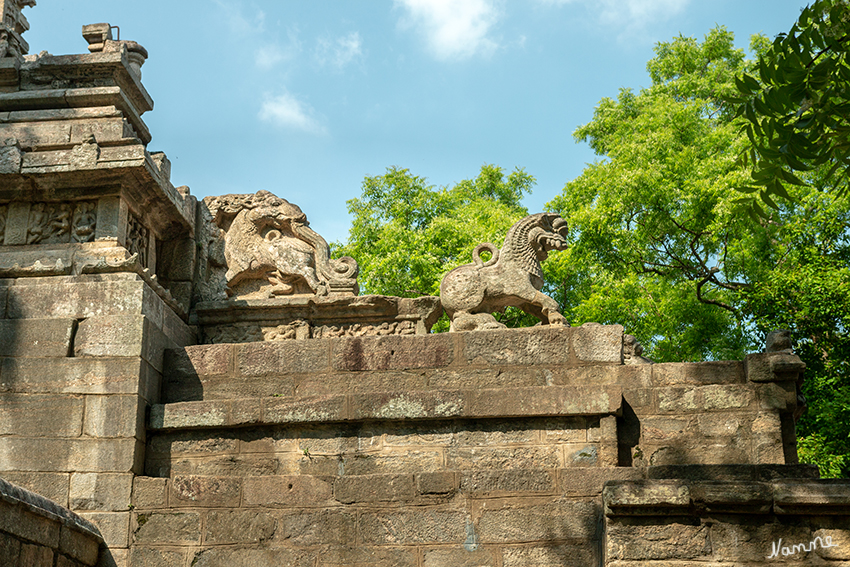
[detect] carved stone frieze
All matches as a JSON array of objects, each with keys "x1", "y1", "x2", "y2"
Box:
[
  {"x1": 125, "y1": 211, "x2": 150, "y2": 268},
  {"x1": 202, "y1": 318, "x2": 420, "y2": 344},
  {"x1": 193, "y1": 294, "x2": 442, "y2": 344},
  {"x1": 196, "y1": 190, "x2": 358, "y2": 302},
  {"x1": 0, "y1": 200, "x2": 97, "y2": 246}
]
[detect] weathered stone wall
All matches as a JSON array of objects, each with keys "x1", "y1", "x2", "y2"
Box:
[
  {"x1": 605, "y1": 474, "x2": 850, "y2": 565},
  {"x1": 0, "y1": 273, "x2": 196, "y2": 567},
  {"x1": 0, "y1": 476, "x2": 103, "y2": 567},
  {"x1": 116, "y1": 324, "x2": 817, "y2": 566}
]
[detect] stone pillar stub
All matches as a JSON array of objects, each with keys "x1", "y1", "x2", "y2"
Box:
[
  {"x1": 95, "y1": 196, "x2": 127, "y2": 242},
  {"x1": 3, "y1": 200, "x2": 29, "y2": 245}
]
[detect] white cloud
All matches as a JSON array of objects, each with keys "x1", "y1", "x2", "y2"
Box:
[
  {"x1": 212, "y1": 0, "x2": 266, "y2": 36},
  {"x1": 255, "y1": 44, "x2": 285, "y2": 69},
  {"x1": 394, "y1": 0, "x2": 501, "y2": 61},
  {"x1": 259, "y1": 92, "x2": 325, "y2": 134},
  {"x1": 536, "y1": 0, "x2": 690, "y2": 30},
  {"x1": 316, "y1": 32, "x2": 364, "y2": 69}
]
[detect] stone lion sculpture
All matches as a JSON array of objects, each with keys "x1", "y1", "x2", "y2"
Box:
[{"x1": 440, "y1": 212, "x2": 569, "y2": 331}]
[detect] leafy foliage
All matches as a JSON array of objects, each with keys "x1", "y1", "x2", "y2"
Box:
[
  {"x1": 729, "y1": 0, "x2": 850, "y2": 213},
  {"x1": 545, "y1": 27, "x2": 850, "y2": 476},
  {"x1": 333, "y1": 164, "x2": 531, "y2": 298}
]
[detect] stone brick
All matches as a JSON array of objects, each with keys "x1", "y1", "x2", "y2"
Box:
[
  {"x1": 335, "y1": 474, "x2": 415, "y2": 503},
  {"x1": 237, "y1": 339, "x2": 330, "y2": 376},
  {"x1": 336, "y1": 450, "x2": 444, "y2": 476},
  {"x1": 19, "y1": 544, "x2": 54, "y2": 567},
  {"x1": 97, "y1": 547, "x2": 128, "y2": 567},
  {"x1": 84, "y1": 395, "x2": 144, "y2": 439},
  {"x1": 446, "y1": 446, "x2": 561, "y2": 471},
  {"x1": 319, "y1": 546, "x2": 418, "y2": 567},
  {"x1": 265, "y1": 394, "x2": 348, "y2": 424},
  {"x1": 541, "y1": 416, "x2": 588, "y2": 443},
  {"x1": 460, "y1": 469, "x2": 556, "y2": 495},
  {"x1": 0, "y1": 535, "x2": 20, "y2": 567},
  {"x1": 423, "y1": 547, "x2": 498, "y2": 567},
  {"x1": 128, "y1": 547, "x2": 186, "y2": 567},
  {"x1": 191, "y1": 548, "x2": 315, "y2": 567},
  {"x1": 0, "y1": 437, "x2": 140, "y2": 473},
  {"x1": 453, "y1": 420, "x2": 537, "y2": 445},
  {"x1": 77, "y1": 511, "x2": 128, "y2": 548},
  {"x1": 502, "y1": 544, "x2": 597, "y2": 567},
  {"x1": 555, "y1": 364, "x2": 651, "y2": 388},
  {"x1": 657, "y1": 387, "x2": 698, "y2": 412},
  {"x1": 0, "y1": 318, "x2": 74, "y2": 357},
  {"x1": 478, "y1": 501, "x2": 599, "y2": 542},
  {"x1": 170, "y1": 475, "x2": 241, "y2": 508},
  {"x1": 773, "y1": 479, "x2": 850, "y2": 513},
  {"x1": 6, "y1": 279, "x2": 145, "y2": 320},
  {"x1": 0, "y1": 357, "x2": 146, "y2": 395},
  {"x1": 203, "y1": 509, "x2": 276, "y2": 544},
  {"x1": 429, "y1": 367, "x2": 551, "y2": 390},
  {"x1": 74, "y1": 315, "x2": 145, "y2": 358},
  {"x1": 606, "y1": 521, "x2": 710, "y2": 560},
  {"x1": 59, "y1": 525, "x2": 100, "y2": 565},
  {"x1": 147, "y1": 431, "x2": 239, "y2": 458},
  {"x1": 417, "y1": 472, "x2": 457, "y2": 495},
  {"x1": 471, "y1": 385, "x2": 621, "y2": 417},
  {"x1": 572, "y1": 323, "x2": 623, "y2": 363},
  {"x1": 70, "y1": 473, "x2": 133, "y2": 511},
  {"x1": 697, "y1": 414, "x2": 741, "y2": 437},
  {"x1": 164, "y1": 344, "x2": 231, "y2": 380},
  {"x1": 566, "y1": 444, "x2": 599, "y2": 465},
  {"x1": 163, "y1": 454, "x2": 280, "y2": 477},
  {"x1": 702, "y1": 384, "x2": 754, "y2": 409},
  {"x1": 333, "y1": 333, "x2": 453, "y2": 372},
  {"x1": 242, "y1": 475, "x2": 334, "y2": 507},
  {"x1": 351, "y1": 390, "x2": 465, "y2": 420},
  {"x1": 0, "y1": 393, "x2": 84, "y2": 436},
  {"x1": 384, "y1": 422, "x2": 453, "y2": 446},
  {"x1": 653, "y1": 361, "x2": 745, "y2": 385},
  {"x1": 132, "y1": 512, "x2": 200, "y2": 545},
  {"x1": 603, "y1": 480, "x2": 690, "y2": 514},
  {"x1": 132, "y1": 477, "x2": 167, "y2": 509},
  {"x1": 463, "y1": 326, "x2": 570, "y2": 366},
  {"x1": 0, "y1": 472, "x2": 70, "y2": 506},
  {"x1": 297, "y1": 370, "x2": 428, "y2": 397},
  {"x1": 560, "y1": 467, "x2": 645, "y2": 496},
  {"x1": 0, "y1": 505, "x2": 60, "y2": 547},
  {"x1": 757, "y1": 382, "x2": 796, "y2": 410},
  {"x1": 277, "y1": 509, "x2": 357, "y2": 545},
  {"x1": 149, "y1": 400, "x2": 228, "y2": 429},
  {"x1": 359, "y1": 510, "x2": 467, "y2": 544}
]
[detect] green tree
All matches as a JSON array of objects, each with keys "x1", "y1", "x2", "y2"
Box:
[
  {"x1": 545, "y1": 27, "x2": 850, "y2": 476},
  {"x1": 334, "y1": 164, "x2": 532, "y2": 299},
  {"x1": 730, "y1": 0, "x2": 850, "y2": 211}
]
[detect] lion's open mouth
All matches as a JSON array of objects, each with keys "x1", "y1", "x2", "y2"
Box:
[{"x1": 540, "y1": 234, "x2": 568, "y2": 251}]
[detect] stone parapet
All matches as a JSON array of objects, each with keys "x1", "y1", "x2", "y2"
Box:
[
  {"x1": 0, "y1": 476, "x2": 103, "y2": 567},
  {"x1": 604, "y1": 477, "x2": 850, "y2": 564}
]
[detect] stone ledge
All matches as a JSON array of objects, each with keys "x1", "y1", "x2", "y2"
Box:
[
  {"x1": 604, "y1": 478, "x2": 850, "y2": 517},
  {"x1": 0, "y1": 476, "x2": 103, "y2": 543},
  {"x1": 149, "y1": 386, "x2": 623, "y2": 430}
]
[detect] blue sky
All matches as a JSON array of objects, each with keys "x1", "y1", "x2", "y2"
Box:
[{"x1": 26, "y1": 0, "x2": 807, "y2": 243}]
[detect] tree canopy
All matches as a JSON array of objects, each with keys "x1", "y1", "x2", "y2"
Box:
[
  {"x1": 730, "y1": 0, "x2": 850, "y2": 213},
  {"x1": 544, "y1": 26, "x2": 850, "y2": 477},
  {"x1": 333, "y1": 164, "x2": 531, "y2": 298}
]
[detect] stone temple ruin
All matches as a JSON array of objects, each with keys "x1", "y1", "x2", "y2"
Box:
[{"x1": 0, "y1": 4, "x2": 848, "y2": 567}]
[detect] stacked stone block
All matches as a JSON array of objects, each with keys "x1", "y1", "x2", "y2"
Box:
[{"x1": 0, "y1": 273, "x2": 195, "y2": 566}]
